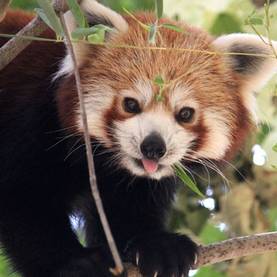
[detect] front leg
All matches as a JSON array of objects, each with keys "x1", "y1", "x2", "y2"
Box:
[
  {"x1": 86, "y1": 178, "x2": 198, "y2": 277},
  {"x1": 125, "y1": 231, "x2": 197, "y2": 277}
]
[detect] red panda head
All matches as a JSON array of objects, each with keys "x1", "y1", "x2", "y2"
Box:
[{"x1": 57, "y1": 0, "x2": 277, "y2": 180}]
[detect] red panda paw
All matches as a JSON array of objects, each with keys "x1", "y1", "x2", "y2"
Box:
[{"x1": 125, "y1": 231, "x2": 198, "y2": 277}]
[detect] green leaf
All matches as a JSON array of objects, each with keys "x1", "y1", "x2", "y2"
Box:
[
  {"x1": 162, "y1": 23, "x2": 184, "y2": 33},
  {"x1": 268, "y1": 207, "x2": 277, "y2": 231},
  {"x1": 245, "y1": 16, "x2": 264, "y2": 26},
  {"x1": 195, "y1": 266, "x2": 226, "y2": 277},
  {"x1": 35, "y1": 8, "x2": 53, "y2": 30},
  {"x1": 148, "y1": 23, "x2": 158, "y2": 44},
  {"x1": 273, "y1": 143, "x2": 277, "y2": 152},
  {"x1": 87, "y1": 29, "x2": 105, "y2": 44},
  {"x1": 155, "y1": 93, "x2": 164, "y2": 102},
  {"x1": 256, "y1": 122, "x2": 272, "y2": 144},
  {"x1": 174, "y1": 164, "x2": 204, "y2": 198},
  {"x1": 154, "y1": 76, "x2": 165, "y2": 102},
  {"x1": 11, "y1": 0, "x2": 37, "y2": 10},
  {"x1": 154, "y1": 75, "x2": 164, "y2": 87},
  {"x1": 155, "y1": 0, "x2": 163, "y2": 19},
  {"x1": 71, "y1": 27, "x2": 96, "y2": 39},
  {"x1": 71, "y1": 25, "x2": 112, "y2": 40},
  {"x1": 66, "y1": 0, "x2": 88, "y2": 28},
  {"x1": 210, "y1": 12, "x2": 242, "y2": 35},
  {"x1": 37, "y1": 0, "x2": 63, "y2": 39},
  {"x1": 199, "y1": 223, "x2": 227, "y2": 244}
]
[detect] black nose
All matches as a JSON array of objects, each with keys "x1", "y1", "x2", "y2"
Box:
[{"x1": 140, "y1": 132, "x2": 166, "y2": 161}]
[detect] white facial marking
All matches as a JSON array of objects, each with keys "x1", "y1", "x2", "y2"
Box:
[
  {"x1": 114, "y1": 108, "x2": 196, "y2": 179},
  {"x1": 54, "y1": 54, "x2": 74, "y2": 81},
  {"x1": 77, "y1": 84, "x2": 114, "y2": 144},
  {"x1": 169, "y1": 85, "x2": 198, "y2": 111},
  {"x1": 196, "y1": 110, "x2": 231, "y2": 159},
  {"x1": 121, "y1": 80, "x2": 153, "y2": 108}
]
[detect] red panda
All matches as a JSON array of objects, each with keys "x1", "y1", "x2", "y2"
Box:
[{"x1": 0, "y1": 1, "x2": 276, "y2": 277}]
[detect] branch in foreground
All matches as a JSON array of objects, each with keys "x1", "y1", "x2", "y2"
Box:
[
  {"x1": 0, "y1": 0, "x2": 82, "y2": 71},
  {"x1": 0, "y1": 15, "x2": 47, "y2": 70},
  {"x1": 125, "y1": 232, "x2": 277, "y2": 276},
  {"x1": 59, "y1": 10, "x2": 124, "y2": 277},
  {"x1": 0, "y1": 0, "x2": 11, "y2": 22}
]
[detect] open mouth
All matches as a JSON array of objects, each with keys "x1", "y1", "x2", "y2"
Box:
[{"x1": 134, "y1": 158, "x2": 164, "y2": 174}]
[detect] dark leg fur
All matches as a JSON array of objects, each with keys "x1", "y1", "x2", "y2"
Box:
[{"x1": 81, "y1": 150, "x2": 198, "y2": 277}]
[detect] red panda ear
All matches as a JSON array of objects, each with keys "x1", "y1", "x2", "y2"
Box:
[
  {"x1": 212, "y1": 34, "x2": 277, "y2": 92},
  {"x1": 56, "y1": 0, "x2": 128, "y2": 78},
  {"x1": 78, "y1": 0, "x2": 128, "y2": 33}
]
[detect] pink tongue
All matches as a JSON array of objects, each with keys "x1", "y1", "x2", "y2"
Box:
[{"x1": 142, "y1": 159, "x2": 158, "y2": 174}]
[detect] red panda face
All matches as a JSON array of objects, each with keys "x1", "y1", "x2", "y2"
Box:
[{"x1": 57, "y1": 1, "x2": 277, "y2": 180}]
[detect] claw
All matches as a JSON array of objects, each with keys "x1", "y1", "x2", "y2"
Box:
[
  {"x1": 154, "y1": 271, "x2": 158, "y2": 277},
  {"x1": 194, "y1": 253, "x2": 198, "y2": 266},
  {"x1": 136, "y1": 252, "x2": 140, "y2": 266}
]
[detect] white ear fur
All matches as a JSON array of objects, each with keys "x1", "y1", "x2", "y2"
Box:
[
  {"x1": 81, "y1": 0, "x2": 128, "y2": 33},
  {"x1": 213, "y1": 33, "x2": 277, "y2": 91},
  {"x1": 213, "y1": 33, "x2": 277, "y2": 120},
  {"x1": 55, "y1": 0, "x2": 128, "y2": 79}
]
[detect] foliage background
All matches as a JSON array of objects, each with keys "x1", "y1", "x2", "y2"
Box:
[{"x1": 1, "y1": 0, "x2": 277, "y2": 276}]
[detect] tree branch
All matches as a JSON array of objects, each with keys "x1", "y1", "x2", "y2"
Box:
[
  {"x1": 126, "y1": 232, "x2": 277, "y2": 276},
  {"x1": 0, "y1": 15, "x2": 47, "y2": 70},
  {"x1": 0, "y1": 0, "x2": 82, "y2": 71}
]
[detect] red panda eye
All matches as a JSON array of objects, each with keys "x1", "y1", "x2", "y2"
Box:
[
  {"x1": 176, "y1": 107, "x2": 195, "y2": 123},
  {"x1": 123, "y1": 97, "x2": 141, "y2": 114}
]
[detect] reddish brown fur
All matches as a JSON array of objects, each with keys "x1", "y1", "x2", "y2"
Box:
[
  {"x1": 1, "y1": 10, "x2": 253, "y2": 163},
  {"x1": 0, "y1": 10, "x2": 65, "y2": 103},
  {"x1": 74, "y1": 13, "x2": 253, "y2": 161}
]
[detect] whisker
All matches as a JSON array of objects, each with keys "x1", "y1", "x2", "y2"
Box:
[{"x1": 46, "y1": 133, "x2": 78, "y2": 151}]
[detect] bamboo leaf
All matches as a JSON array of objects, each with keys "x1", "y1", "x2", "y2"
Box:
[
  {"x1": 154, "y1": 75, "x2": 165, "y2": 102},
  {"x1": 162, "y1": 23, "x2": 184, "y2": 33},
  {"x1": 35, "y1": 8, "x2": 53, "y2": 30},
  {"x1": 245, "y1": 16, "x2": 264, "y2": 26},
  {"x1": 37, "y1": 0, "x2": 63, "y2": 38},
  {"x1": 154, "y1": 75, "x2": 164, "y2": 87},
  {"x1": 174, "y1": 164, "x2": 204, "y2": 198},
  {"x1": 155, "y1": 0, "x2": 163, "y2": 19},
  {"x1": 273, "y1": 143, "x2": 277, "y2": 152},
  {"x1": 66, "y1": 0, "x2": 88, "y2": 28},
  {"x1": 155, "y1": 93, "x2": 164, "y2": 102},
  {"x1": 87, "y1": 29, "x2": 105, "y2": 44},
  {"x1": 71, "y1": 25, "x2": 112, "y2": 40}
]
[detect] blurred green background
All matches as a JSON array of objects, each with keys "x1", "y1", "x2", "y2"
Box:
[{"x1": 2, "y1": 0, "x2": 277, "y2": 276}]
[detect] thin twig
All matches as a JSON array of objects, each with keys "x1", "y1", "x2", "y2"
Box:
[
  {"x1": 0, "y1": 0, "x2": 11, "y2": 22},
  {"x1": 264, "y1": 0, "x2": 277, "y2": 58},
  {"x1": 59, "y1": 11, "x2": 124, "y2": 276},
  {"x1": 0, "y1": 16, "x2": 48, "y2": 70},
  {"x1": 126, "y1": 232, "x2": 277, "y2": 276},
  {"x1": 0, "y1": 33, "x2": 276, "y2": 59}
]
